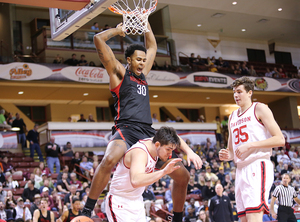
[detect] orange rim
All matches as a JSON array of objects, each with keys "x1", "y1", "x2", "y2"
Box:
[{"x1": 108, "y1": 0, "x2": 157, "y2": 15}]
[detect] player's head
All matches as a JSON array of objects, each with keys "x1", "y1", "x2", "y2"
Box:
[
  {"x1": 231, "y1": 76, "x2": 254, "y2": 106},
  {"x1": 40, "y1": 198, "x2": 48, "y2": 210},
  {"x1": 153, "y1": 126, "x2": 180, "y2": 161},
  {"x1": 125, "y1": 44, "x2": 147, "y2": 75},
  {"x1": 72, "y1": 197, "x2": 81, "y2": 211},
  {"x1": 281, "y1": 173, "x2": 291, "y2": 186}
]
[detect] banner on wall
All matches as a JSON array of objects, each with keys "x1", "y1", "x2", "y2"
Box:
[
  {"x1": 0, "y1": 62, "x2": 299, "y2": 92},
  {"x1": 0, "y1": 132, "x2": 18, "y2": 149}
]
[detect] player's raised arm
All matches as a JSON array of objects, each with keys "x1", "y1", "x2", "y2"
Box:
[
  {"x1": 93, "y1": 24, "x2": 126, "y2": 78},
  {"x1": 142, "y1": 22, "x2": 157, "y2": 76}
]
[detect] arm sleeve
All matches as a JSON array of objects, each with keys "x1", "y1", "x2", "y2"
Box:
[{"x1": 272, "y1": 186, "x2": 280, "y2": 198}]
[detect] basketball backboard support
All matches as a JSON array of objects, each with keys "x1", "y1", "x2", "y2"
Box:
[{"x1": 49, "y1": 0, "x2": 117, "y2": 41}]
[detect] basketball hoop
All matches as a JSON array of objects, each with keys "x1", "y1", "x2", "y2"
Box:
[{"x1": 108, "y1": 0, "x2": 158, "y2": 35}]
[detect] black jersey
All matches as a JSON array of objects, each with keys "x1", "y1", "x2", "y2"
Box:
[
  {"x1": 110, "y1": 69, "x2": 152, "y2": 125},
  {"x1": 64, "y1": 209, "x2": 82, "y2": 222},
  {"x1": 38, "y1": 210, "x2": 51, "y2": 222}
]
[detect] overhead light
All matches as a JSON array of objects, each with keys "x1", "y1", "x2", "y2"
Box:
[
  {"x1": 241, "y1": 29, "x2": 246, "y2": 32},
  {"x1": 206, "y1": 97, "x2": 210, "y2": 100},
  {"x1": 11, "y1": 127, "x2": 20, "y2": 131},
  {"x1": 153, "y1": 95, "x2": 158, "y2": 98},
  {"x1": 211, "y1": 13, "x2": 225, "y2": 18},
  {"x1": 232, "y1": 2, "x2": 237, "y2": 5},
  {"x1": 197, "y1": 24, "x2": 202, "y2": 27},
  {"x1": 278, "y1": 8, "x2": 282, "y2": 11},
  {"x1": 18, "y1": 91, "x2": 24, "y2": 94},
  {"x1": 83, "y1": 93, "x2": 89, "y2": 96}
]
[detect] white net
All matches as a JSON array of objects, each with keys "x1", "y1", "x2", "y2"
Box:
[{"x1": 109, "y1": 0, "x2": 157, "y2": 35}]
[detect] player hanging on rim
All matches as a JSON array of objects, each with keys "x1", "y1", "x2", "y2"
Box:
[
  {"x1": 219, "y1": 76, "x2": 284, "y2": 222},
  {"x1": 81, "y1": 22, "x2": 202, "y2": 222}
]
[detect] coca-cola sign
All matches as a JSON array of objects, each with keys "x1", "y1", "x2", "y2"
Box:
[{"x1": 61, "y1": 66, "x2": 110, "y2": 83}]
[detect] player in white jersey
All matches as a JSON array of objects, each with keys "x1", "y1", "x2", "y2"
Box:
[
  {"x1": 106, "y1": 126, "x2": 182, "y2": 222},
  {"x1": 219, "y1": 76, "x2": 285, "y2": 222}
]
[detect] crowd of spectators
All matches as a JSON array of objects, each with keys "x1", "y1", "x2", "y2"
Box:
[{"x1": 53, "y1": 53, "x2": 96, "y2": 67}]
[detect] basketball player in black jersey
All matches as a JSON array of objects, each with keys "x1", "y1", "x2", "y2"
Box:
[
  {"x1": 33, "y1": 198, "x2": 54, "y2": 222},
  {"x1": 82, "y1": 22, "x2": 203, "y2": 222},
  {"x1": 56, "y1": 198, "x2": 82, "y2": 222}
]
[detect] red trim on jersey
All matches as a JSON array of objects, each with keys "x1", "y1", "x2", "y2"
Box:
[
  {"x1": 110, "y1": 78, "x2": 125, "y2": 122},
  {"x1": 237, "y1": 103, "x2": 254, "y2": 117},
  {"x1": 108, "y1": 195, "x2": 118, "y2": 222},
  {"x1": 245, "y1": 161, "x2": 269, "y2": 215},
  {"x1": 139, "y1": 139, "x2": 157, "y2": 162},
  {"x1": 254, "y1": 102, "x2": 264, "y2": 126},
  {"x1": 237, "y1": 211, "x2": 246, "y2": 218},
  {"x1": 116, "y1": 128, "x2": 126, "y2": 141},
  {"x1": 123, "y1": 147, "x2": 156, "y2": 169}
]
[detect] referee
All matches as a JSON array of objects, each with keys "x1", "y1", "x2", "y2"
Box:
[{"x1": 270, "y1": 173, "x2": 300, "y2": 222}]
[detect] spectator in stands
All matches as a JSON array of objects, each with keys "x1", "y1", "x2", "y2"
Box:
[
  {"x1": 58, "y1": 165, "x2": 71, "y2": 182},
  {"x1": 276, "y1": 160, "x2": 284, "y2": 173},
  {"x1": 91, "y1": 22, "x2": 99, "y2": 31},
  {"x1": 22, "y1": 180, "x2": 40, "y2": 203},
  {"x1": 288, "y1": 146, "x2": 296, "y2": 158},
  {"x1": 39, "y1": 162, "x2": 50, "y2": 177},
  {"x1": 277, "y1": 149, "x2": 290, "y2": 165},
  {"x1": 79, "y1": 156, "x2": 93, "y2": 180},
  {"x1": 175, "y1": 116, "x2": 184, "y2": 122},
  {"x1": 40, "y1": 188, "x2": 55, "y2": 212},
  {"x1": 29, "y1": 194, "x2": 41, "y2": 216},
  {"x1": 0, "y1": 109, "x2": 6, "y2": 125},
  {"x1": 87, "y1": 114, "x2": 95, "y2": 122},
  {"x1": 57, "y1": 172, "x2": 71, "y2": 194},
  {"x1": 234, "y1": 64, "x2": 241, "y2": 75},
  {"x1": 6, "y1": 112, "x2": 14, "y2": 126},
  {"x1": 27, "y1": 124, "x2": 44, "y2": 162},
  {"x1": 292, "y1": 175, "x2": 300, "y2": 190},
  {"x1": 185, "y1": 198, "x2": 199, "y2": 217},
  {"x1": 103, "y1": 24, "x2": 111, "y2": 31},
  {"x1": 165, "y1": 183, "x2": 173, "y2": 204},
  {"x1": 205, "y1": 166, "x2": 218, "y2": 183},
  {"x1": 197, "y1": 115, "x2": 205, "y2": 123},
  {"x1": 152, "y1": 61, "x2": 160, "y2": 70},
  {"x1": 202, "y1": 179, "x2": 216, "y2": 200},
  {"x1": 69, "y1": 173, "x2": 82, "y2": 189},
  {"x1": 278, "y1": 68, "x2": 287, "y2": 78},
  {"x1": 216, "y1": 57, "x2": 229, "y2": 68},
  {"x1": 0, "y1": 169, "x2": 6, "y2": 187},
  {"x1": 265, "y1": 68, "x2": 273, "y2": 77},
  {"x1": 197, "y1": 209, "x2": 210, "y2": 222},
  {"x1": 64, "y1": 54, "x2": 78, "y2": 66},
  {"x1": 39, "y1": 177, "x2": 53, "y2": 195},
  {"x1": 152, "y1": 180, "x2": 166, "y2": 196},
  {"x1": 292, "y1": 164, "x2": 300, "y2": 176},
  {"x1": 216, "y1": 166, "x2": 225, "y2": 185},
  {"x1": 45, "y1": 137, "x2": 61, "y2": 174},
  {"x1": 240, "y1": 63, "x2": 249, "y2": 75},
  {"x1": 77, "y1": 114, "x2": 86, "y2": 122},
  {"x1": 227, "y1": 184, "x2": 235, "y2": 201},
  {"x1": 152, "y1": 113, "x2": 159, "y2": 122},
  {"x1": 0, "y1": 201, "x2": 6, "y2": 221},
  {"x1": 272, "y1": 67, "x2": 280, "y2": 78},
  {"x1": 1, "y1": 156, "x2": 22, "y2": 176},
  {"x1": 187, "y1": 177, "x2": 201, "y2": 194},
  {"x1": 4, "y1": 190, "x2": 16, "y2": 206},
  {"x1": 196, "y1": 55, "x2": 205, "y2": 66},
  {"x1": 32, "y1": 198, "x2": 54, "y2": 222},
  {"x1": 14, "y1": 197, "x2": 32, "y2": 221},
  {"x1": 189, "y1": 53, "x2": 197, "y2": 64},
  {"x1": 53, "y1": 54, "x2": 64, "y2": 64},
  {"x1": 62, "y1": 142, "x2": 74, "y2": 157},
  {"x1": 163, "y1": 61, "x2": 172, "y2": 71},
  {"x1": 33, "y1": 168, "x2": 43, "y2": 189},
  {"x1": 0, "y1": 183, "x2": 7, "y2": 204},
  {"x1": 185, "y1": 206, "x2": 198, "y2": 222},
  {"x1": 248, "y1": 65, "x2": 257, "y2": 76},
  {"x1": 77, "y1": 55, "x2": 88, "y2": 66},
  {"x1": 280, "y1": 163, "x2": 290, "y2": 175},
  {"x1": 205, "y1": 57, "x2": 217, "y2": 72},
  {"x1": 211, "y1": 162, "x2": 219, "y2": 174},
  {"x1": 89, "y1": 61, "x2": 96, "y2": 67},
  {"x1": 222, "y1": 174, "x2": 232, "y2": 190},
  {"x1": 12, "y1": 113, "x2": 27, "y2": 149},
  {"x1": 64, "y1": 185, "x2": 78, "y2": 209},
  {"x1": 213, "y1": 116, "x2": 222, "y2": 146},
  {"x1": 291, "y1": 153, "x2": 300, "y2": 168}
]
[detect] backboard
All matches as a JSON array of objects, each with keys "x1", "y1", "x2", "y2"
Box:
[{"x1": 49, "y1": 0, "x2": 117, "y2": 41}]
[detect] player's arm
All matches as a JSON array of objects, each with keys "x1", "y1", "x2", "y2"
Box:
[
  {"x1": 56, "y1": 208, "x2": 68, "y2": 222},
  {"x1": 50, "y1": 211, "x2": 55, "y2": 222},
  {"x1": 270, "y1": 196, "x2": 277, "y2": 219},
  {"x1": 129, "y1": 149, "x2": 181, "y2": 188},
  {"x1": 219, "y1": 118, "x2": 234, "y2": 161},
  {"x1": 93, "y1": 24, "x2": 126, "y2": 80},
  {"x1": 177, "y1": 136, "x2": 202, "y2": 170},
  {"x1": 32, "y1": 209, "x2": 40, "y2": 222},
  {"x1": 142, "y1": 23, "x2": 157, "y2": 76},
  {"x1": 294, "y1": 197, "x2": 300, "y2": 205}
]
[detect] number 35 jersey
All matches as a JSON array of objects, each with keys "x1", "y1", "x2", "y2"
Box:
[
  {"x1": 229, "y1": 102, "x2": 272, "y2": 167},
  {"x1": 110, "y1": 69, "x2": 152, "y2": 125}
]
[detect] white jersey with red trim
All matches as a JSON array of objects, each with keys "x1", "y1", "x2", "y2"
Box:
[
  {"x1": 230, "y1": 102, "x2": 272, "y2": 167},
  {"x1": 109, "y1": 138, "x2": 157, "y2": 199}
]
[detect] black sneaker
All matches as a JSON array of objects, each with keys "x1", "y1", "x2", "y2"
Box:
[{"x1": 81, "y1": 207, "x2": 92, "y2": 217}]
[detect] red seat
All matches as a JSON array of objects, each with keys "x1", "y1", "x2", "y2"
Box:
[
  {"x1": 59, "y1": 156, "x2": 72, "y2": 166},
  {"x1": 19, "y1": 180, "x2": 27, "y2": 188},
  {"x1": 12, "y1": 174, "x2": 23, "y2": 181},
  {"x1": 14, "y1": 153, "x2": 26, "y2": 157},
  {"x1": 30, "y1": 162, "x2": 40, "y2": 167},
  {"x1": 18, "y1": 162, "x2": 31, "y2": 168},
  {"x1": 186, "y1": 193, "x2": 201, "y2": 201},
  {"x1": 51, "y1": 173, "x2": 59, "y2": 179},
  {"x1": 12, "y1": 188, "x2": 24, "y2": 195},
  {"x1": 9, "y1": 157, "x2": 22, "y2": 162},
  {"x1": 22, "y1": 157, "x2": 34, "y2": 162}
]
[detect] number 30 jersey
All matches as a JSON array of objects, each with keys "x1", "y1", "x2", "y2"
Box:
[
  {"x1": 229, "y1": 102, "x2": 272, "y2": 167},
  {"x1": 110, "y1": 69, "x2": 152, "y2": 125}
]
